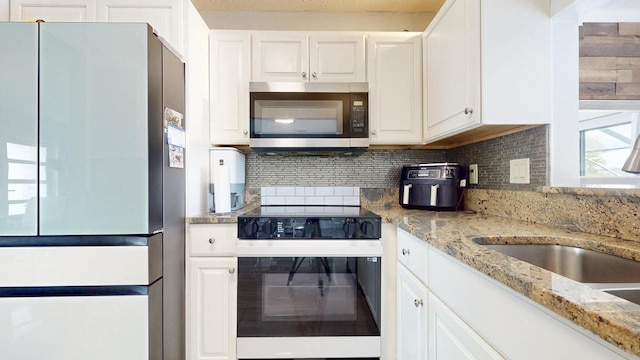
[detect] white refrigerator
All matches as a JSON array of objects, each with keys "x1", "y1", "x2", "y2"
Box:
[{"x1": 0, "y1": 22, "x2": 185, "y2": 360}]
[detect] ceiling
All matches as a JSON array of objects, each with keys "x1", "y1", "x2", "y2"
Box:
[{"x1": 192, "y1": 0, "x2": 445, "y2": 13}]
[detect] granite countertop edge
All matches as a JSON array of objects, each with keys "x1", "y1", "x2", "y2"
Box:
[
  {"x1": 188, "y1": 206, "x2": 640, "y2": 357},
  {"x1": 371, "y1": 206, "x2": 640, "y2": 358}
]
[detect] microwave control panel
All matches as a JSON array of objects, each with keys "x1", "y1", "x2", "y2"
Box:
[{"x1": 350, "y1": 93, "x2": 368, "y2": 136}]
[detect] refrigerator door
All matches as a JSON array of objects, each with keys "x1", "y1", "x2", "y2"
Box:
[
  {"x1": 38, "y1": 23, "x2": 162, "y2": 236},
  {"x1": 0, "y1": 23, "x2": 39, "y2": 236}
]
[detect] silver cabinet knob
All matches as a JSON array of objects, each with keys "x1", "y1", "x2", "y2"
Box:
[
  {"x1": 414, "y1": 299, "x2": 423, "y2": 307},
  {"x1": 302, "y1": 72, "x2": 307, "y2": 78},
  {"x1": 228, "y1": 267, "x2": 235, "y2": 274},
  {"x1": 371, "y1": 130, "x2": 377, "y2": 135},
  {"x1": 243, "y1": 130, "x2": 248, "y2": 135},
  {"x1": 312, "y1": 72, "x2": 317, "y2": 79},
  {"x1": 464, "y1": 107, "x2": 473, "y2": 115},
  {"x1": 208, "y1": 238, "x2": 215, "y2": 245},
  {"x1": 402, "y1": 248, "x2": 410, "y2": 256}
]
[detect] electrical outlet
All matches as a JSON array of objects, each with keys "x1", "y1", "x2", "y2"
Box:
[
  {"x1": 469, "y1": 164, "x2": 478, "y2": 184},
  {"x1": 509, "y1": 158, "x2": 530, "y2": 184}
]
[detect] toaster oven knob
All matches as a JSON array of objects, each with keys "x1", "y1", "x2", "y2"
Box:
[
  {"x1": 261, "y1": 220, "x2": 276, "y2": 237},
  {"x1": 343, "y1": 220, "x2": 357, "y2": 238},
  {"x1": 244, "y1": 221, "x2": 259, "y2": 237},
  {"x1": 360, "y1": 221, "x2": 375, "y2": 236}
]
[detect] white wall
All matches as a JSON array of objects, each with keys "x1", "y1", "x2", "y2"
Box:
[
  {"x1": 185, "y1": 2, "x2": 211, "y2": 216},
  {"x1": 199, "y1": 10, "x2": 434, "y2": 31}
]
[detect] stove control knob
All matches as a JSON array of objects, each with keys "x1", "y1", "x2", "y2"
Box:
[
  {"x1": 360, "y1": 221, "x2": 376, "y2": 237},
  {"x1": 244, "y1": 221, "x2": 259, "y2": 238},
  {"x1": 261, "y1": 220, "x2": 276, "y2": 237},
  {"x1": 343, "y1": 220, "x2": 357, "y2": 238}
]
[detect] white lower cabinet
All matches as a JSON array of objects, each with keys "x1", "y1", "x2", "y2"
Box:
[
  {"x1": 396, "y1": 228, "x2": 636, "y2": 360},
  {"x1": 428, "y1": 292, "x2": 504, "y2": 360},
  {"x1": 397, "y1": 264, "x2": 428, "y2": 360},
  {"x1": 187, "y1": 224, "x2": 237, "y2": 360}
]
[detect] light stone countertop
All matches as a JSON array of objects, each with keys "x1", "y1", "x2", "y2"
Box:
[
  {"x1": 188, "y1": 206, "x2": 640, "y2": 357},
  {"x1": 371, "y1": 206, "x2": 640, "y2": 358}
]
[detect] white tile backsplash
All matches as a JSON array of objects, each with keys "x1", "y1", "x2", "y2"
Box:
[
  {"x1": 260, "y1": 186, "x2": 359, "y2": 206},
  {"x1": 305, "y1": 197, "x2": 325, "y2": 205},
  {"x1": 315, "y1": 187, "x2": 334, "y2": 196},
  {"x1": 276, "y1": 187, "x2": 296, "y2": 196},
  {"x1": 324, "y1": 196, "x2": 344, "y2": 205},
  {"x1": 285, "y1": 196, "x2": 305, "y2": 205},
  {"x1": 343, "y1": 196, "x2": 360, "y2": 206},
  {"x1": 334, "y1": 187, "x2": 353, "y2": 196}
]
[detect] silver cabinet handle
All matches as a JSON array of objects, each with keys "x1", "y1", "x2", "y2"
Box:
[
  {"x1": 371, "y1": 130, "x2": 377, "y2": 135},
  {"x1": 464, "y1": 107, "x2": 473, "y2": 115},
  {"x1": 302, "y1": 72, "x2": 307, "y2": 78},
  {"x1": 228, "y1": 267, "x2": 235, "y2": 274},
  {"x1": 312, "y1": 72, "x2": 317, "y2": 79},
  {"x1": 414, "y1": 299, "x2": 423, "y2": 307},
  {"x1": 243, "y1": 130, "x2": 248, "y2": 135},
  {"x1": 208, "y1": 238, "x2": 215, "y2": 245},
  {"x1": 402, "y1": 248, "x2": 410, "y2": 256}
]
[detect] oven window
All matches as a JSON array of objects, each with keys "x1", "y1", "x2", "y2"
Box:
[
  {"x1": 237, "y1": 256, "x2": 381, "y2": 337},
  {"x1": 253, "y1": 100, "x2": 344, "y2": 135}
]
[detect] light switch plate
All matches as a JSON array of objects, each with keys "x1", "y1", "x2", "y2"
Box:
[
  {"x1": 510, "y1": 158, "x2": 530, "y2": 184},
  {"x1": 469, "y1": 164, "x2": 478, "y2": 184}
]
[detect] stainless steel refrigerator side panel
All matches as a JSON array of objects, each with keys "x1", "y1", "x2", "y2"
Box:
[{"x1": 161, "y1": 45, "x2": 186, "y2": 360}]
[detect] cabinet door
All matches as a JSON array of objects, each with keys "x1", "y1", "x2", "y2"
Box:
[
  {"x1": 309, "y1": 34, "x2": 365, "y2": 82},
  {"x1": 397, "y1": 264, "x2": 428, "y2": 360},
  {"x1": 210, "y1": 31, "x2": 251, "y2": 145},
  {"x1": 367, "y1": 34, "x2": 423, "y2": 144},
  {"x1": 252, "y1": 32, "x2": 309, "y2": 82},
  {"x1": 424, "y1": 0, "x2": 480, "y2": 141},
  {"x1": 10, "y1": 0, "x2": 95, "y2": 22},
  {"x1": 429, "y1": 292, "x2": 504, "y2": 360},
  {"x1": 0, "y1": 23, "x2": 38, "y2": 236},
  {"x1": 96, "y1": 0, "x2": 183, "y2": 54},
  {"x1": 188, "y1": 257, "x2": 238, "y2": 360}
]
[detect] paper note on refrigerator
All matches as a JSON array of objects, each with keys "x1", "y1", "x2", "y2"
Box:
[
  {"x1": 169, "y1": 145, "x2": 184, "y2": 168},
  {"x1": 164, "y1": 107, "x2": 183, "y2": 128}
]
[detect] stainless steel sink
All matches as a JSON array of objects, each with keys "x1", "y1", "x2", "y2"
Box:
[
  {"x1": 475, "y1": 242, "x2": 640, "y2": 286},
  {"x1": 603, "y1": 289, "x2": 640, "y2": 306}
]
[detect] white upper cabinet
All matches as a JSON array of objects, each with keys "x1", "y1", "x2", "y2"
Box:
[
  {"x1": 252, "y1": 31, "x2": 365, "y2": 82},
  {"x1": 209, "y1": 30, "x2": 251, "y2": 145},
  {"x1": 309, "y1": 34, "x2": 365, "y2": 82},
  {"x1": 96, "y1": 0, "x2": 183, "y2": 54},
  {"x1": 367, "y1": 33, "x2": 423, "y2": 144},
  {"x1": 10, "y1": 0, "x2": 95, "y2": 22},
  {"x1": 8, "y1": 0, "x2": 183, "y2": 53},
  {"x1": 423, "y1": 0, "x2": 552, "y2": 143}
]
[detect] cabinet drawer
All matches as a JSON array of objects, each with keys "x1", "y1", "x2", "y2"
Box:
[
  {"x1": 187, "y1": 224, "x2": 237, "y2": 256},
  {"x1": 397, "y1": 228, "x2": 428, "y2": 283}
]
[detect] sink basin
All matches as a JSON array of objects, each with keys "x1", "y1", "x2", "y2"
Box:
[
  {"x1": 603, "y1": 289, "x2": 640, "y2": 306},
  {"x1": 475, "y1": 242, "x2": 640, "y2": 285}
]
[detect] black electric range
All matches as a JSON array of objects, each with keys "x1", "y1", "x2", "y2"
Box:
[{"x1": 237, "y1": 206, "x2": 381, "y2": 240}]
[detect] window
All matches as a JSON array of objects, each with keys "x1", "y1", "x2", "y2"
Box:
[{"x1": 579, "y1": 101, "x2": 640, "y2": 188}]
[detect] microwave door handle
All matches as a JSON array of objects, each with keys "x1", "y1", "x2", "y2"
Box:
[
  {"x1": 402, "y1": 184, "x2": 412, "y2": 205},
  {"x1": 430, "y1": 184, "x2": 440, "y2": 206}
]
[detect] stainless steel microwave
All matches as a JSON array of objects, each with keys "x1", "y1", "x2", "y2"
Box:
[{"x1": 249, "y1": 82, "x2": 369, "y2": 152}]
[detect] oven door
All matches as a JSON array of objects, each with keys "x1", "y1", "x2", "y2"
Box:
[{"x1": 236, "y1": 239, "x2": 382, "y2": 359}]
